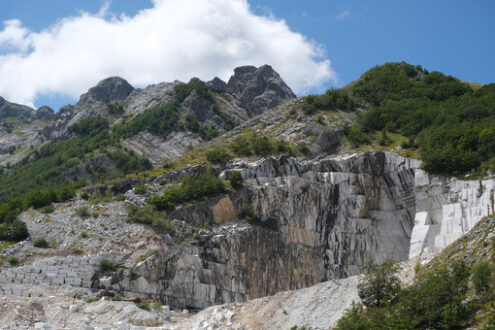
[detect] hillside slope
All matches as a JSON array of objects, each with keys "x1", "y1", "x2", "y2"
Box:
[{"x1": 0, "y1": 62, "x2": 494, "y2": 329}]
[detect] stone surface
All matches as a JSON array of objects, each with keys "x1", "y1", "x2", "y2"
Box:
[
  {"x1": 78, "y1": 77, "x2": 134, "y2": 105},
  {"x1": 227, "y1": 65, "x2": 296, "y2": 116}
]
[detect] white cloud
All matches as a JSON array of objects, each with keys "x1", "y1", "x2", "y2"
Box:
[
  {"x1": 335, "y1": 10, "x2": 351, "y2": 21},
  {"x1": 0, "y1": 0, "x2": 336, "y2": 107}
]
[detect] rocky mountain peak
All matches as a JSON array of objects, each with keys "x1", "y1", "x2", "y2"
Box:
[
  {"x1": 0, "y1": 96, "x2": 36, "y2": 123},
  {"x1": 206, "y1": 77, "x2": 228, "y2": 93},
  {"x1": 78, "y1": 76, "x2": 134, "y2": 105},
  {"x1": 36, "y1": 106, "x2": 55, "y2": 120},
  {"x1": 227, "y1": 64, "x2": 296, "y2": 116}
]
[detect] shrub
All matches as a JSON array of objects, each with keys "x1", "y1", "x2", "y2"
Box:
[
  {"x1": 87, "y1": 297, "x2": 100, "y2": 303},
  {"x1": 80, "y1": 192, "x2": 90, "y2": 200},
  {"x1": 99, "y1": 259, "x2": 117, "y2": 272},
  {"x1": 81, "y1": 231, "x2": 88, "y2": 238},
  {"x1": 75, "y1": 206, "x2": 90, "y2": 218},
  {"x1": 206, "y1": 147, "x2": 231, "y2": 164},
  {"x1": 7, "y1": 256, "x2": 18, "y2": 266},
  {"x1": 472, "y1": 261, "x2": 492, "y2": 295},
  {"x1": 228, "y1": 171, "x2": 243, "y2": 189},
  {"x1": 126, "y1": 204, "x2": 173, "y2": 231},
  {"x1": 138, "y1": 301, "x2": 150, "y2": 311},
  {"x1": 107, "y1": 103, "x2": 125, "y2": 115},
  {"x1": 39, "y1": 205, "x2": 54, "y2": 214},
  {"x1": 33, "y1": 237, "x2": 49, "y2": 248},
  {"x1": 148, "y1": 174, "x2": 225, "y2": 211},
  {"x1": 230, "y1": 136, "x2": 252, "y2": 156},
  {"x1": 112, "y1": 294, "x2": 122, "y2": 301},
  {"x1": 357, "y1": 261, "x2": 401, "y2": 307},
  {"x1": 134, "y1": 184, "x2": 147, "y2": 195},
  {"x1": 0, "y1": 220, "x2": 29, "y2": 241}
]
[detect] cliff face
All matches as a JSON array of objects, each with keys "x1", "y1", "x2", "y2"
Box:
[
  {"x1": 2, "y1": 151, "x2": 493, "y2": 313},
  {"x1": 109, "y1": 152, "x2": 495, "y2": 310}
]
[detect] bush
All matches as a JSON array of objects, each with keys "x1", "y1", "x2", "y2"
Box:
[
  {"x1": 357, "y1": 261, "x2": 401, "y2": 307},
  {"x1": 81, "y1": 231, "x2": 88, "y2": 238},
  {"x1": 206, "y1": 147, "x2": 231, "y2": 164},
  {"x1": 472, "y1": 261, "x2": 492, "y2": 295},
  {"x1": 228, "y1": 171, "x2": 243, "y2": 189},
  {"x1": 148, "y1": 173, "x2": 225, "y2": 211},
  {"x1": 87, "y1": 297, "x2": 100, "y2": 303},
  {"x1": 0, "y1": 220, "x2": 29, "y2": 241},
  {"x1": 33, "y1": 237, "x2": 49, "y2": 248},
  {"x1": 126, "y1": 204, "x2": 173, "y2": 231},
  {"x1": 7, "y1": 256, "x2": 18, "y2": 266},
  {"x1": 302, "y1": 89, "x2": 356, "y2": 114},
  {"x1": 107, "y1": 103, "x2": 125, "y2": 115},
  {"x1": 134, "y1": 184, "x2": 147, "y2": 195},
  {"x1": 138, "y1": 301, "x2": 151, "y2": 311},
  {"x1": 112, "y1": 294, "x2": 122, "y2": 301},
  {"x1": 39, "y1": 205, "x2": 54, "y2": 214},
  {"x1": 99, "y1": 259, "x2": 117, "y2": 272},
  {"x1": 75, "y1": 206, "x2": 90, "y2": 218}
]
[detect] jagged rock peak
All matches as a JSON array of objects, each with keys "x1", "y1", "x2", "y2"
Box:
[
  {"x1": 0, "y1": 96, "x2": 36, "y2": 123},
  {"x1": 206, "y1": 77, "x2": 228, "y2": 93},
  {"x1": 78, "y1": 77, "x2": 134, "y2": 105},
  {"x1": 36, "y1": 106, "x2": 55, "y2": 120},
  {"x1": 227, "y1": 64, "x2": 296, "y2": 116}
]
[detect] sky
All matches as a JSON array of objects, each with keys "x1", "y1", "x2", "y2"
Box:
[{"x1": 0, "y1": 0, "x2": 494, "y2": 110}]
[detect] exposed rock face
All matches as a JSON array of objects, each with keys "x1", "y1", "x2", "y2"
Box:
[
  {"x1": 0, "y1": 96, "x2": 36, "y2": 123},
  {"x1": 115, "y1": 153, "x2": 419, "y2": 309},
  {"x1": 78, "y1": 77, "x2": 134, "y2": 105},
  {"x1": 113, "y1": 152, "x2": 494, "y2": 310},
  {"x1": 35, "y1": 106, "x2": 55, "y2": 120},
  {"x1": 206, "y1": 77, "x2": 228, "y2": 93},
  {"x1": 227, "y1": 65, "x2": 296, "y2": 116},
  {"x1": 409, "y1": 170, "x2": 495, "y2": 257}
]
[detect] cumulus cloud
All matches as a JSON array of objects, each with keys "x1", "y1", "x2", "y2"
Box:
[{"x1": 0, "y1": 0, "x2": 336, "y2": 107}]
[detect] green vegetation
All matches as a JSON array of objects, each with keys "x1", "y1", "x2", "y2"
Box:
[
  {"x1": 99, "y1": 258, "x2": 117, "y2": 272},
  {"x1": 87, "y1": 297, "x2": 100, "y2": 303},
  {"x1": 33, "y1": 237, "x2": 49, "y2": 248},
  {"x1": 206, "y1": 147, "x2": 231, "y2": 164},
  {"x1": 230, "y1": 133, "x2": 296, "y2": 158},
  {"x1": 228, "y1": 171, "x2": 243, "y2": 189},
  {"x1": 345, "y1": 62, "x2": 495, "y2": 176},
  {"x1": 137, "y1": 300, "x2": 162, "y2": 312},
  {"x1": 303, "y1": 89, "x2": 356, "y2": 115},
  {"x1": 107, "y1": 103, "x2": 125, "y2": 115},
  {"x1": 148, "y1": 173, "x2": 225, "y2": 211},
  {"x1": 472, "y1": 261, "x2": 492, "y2": 295},
  {"x1": 0, "y1": 116, "x2": 151, "y2": 232},
  {"x1": 75, "y1": 206, "x2": 90, "y2": 218},
  {"x1": 336, "y1": 250, "x2": 495, "y2": 330},
  {"x1": 0, "y1": 220, "x2": 29, "y2": 241},
  {"x1": 113, "y1": 101, "x2": 180, "y2": 139},
  {"x1": 133, "y1": 184, "x2": 147, "y2": 195},
  {"x1": 112, "y1": 294, "x2": 122, "y2": 301},
  {"x1": 126, "y1": 204, "x2": 173, "y2": 231},
  {"x1": 7, "y1": 256, "x2": 18, "y2": 266},
  {"x1": 357, "y1": 261, "x2": 400, "y2": 307},
  {"x1": 39, "y1": 205, "x2": 55, "y2": 214},
  {"x1": 80, "y1": 231, "x2": 88, "y2": 238}
]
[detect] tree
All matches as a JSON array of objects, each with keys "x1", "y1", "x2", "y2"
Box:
[
  {"x1": 472, "y1": 261, "x2": 492, "y2": 295},
  {"x1": 357, "y1": 261, "x2": 401, "y2": 307},
  {"x1": 228, "y1": 171, "x2": 243, "y2": 189}
]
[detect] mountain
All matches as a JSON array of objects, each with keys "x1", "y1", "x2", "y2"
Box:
[{"x1": 0, "y1": 62, "x2": 494, "y2": 329}]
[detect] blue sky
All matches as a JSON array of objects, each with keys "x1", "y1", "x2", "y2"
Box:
[{"x1": 0, "y1": 0, "x2": 494, "y2": 110}]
